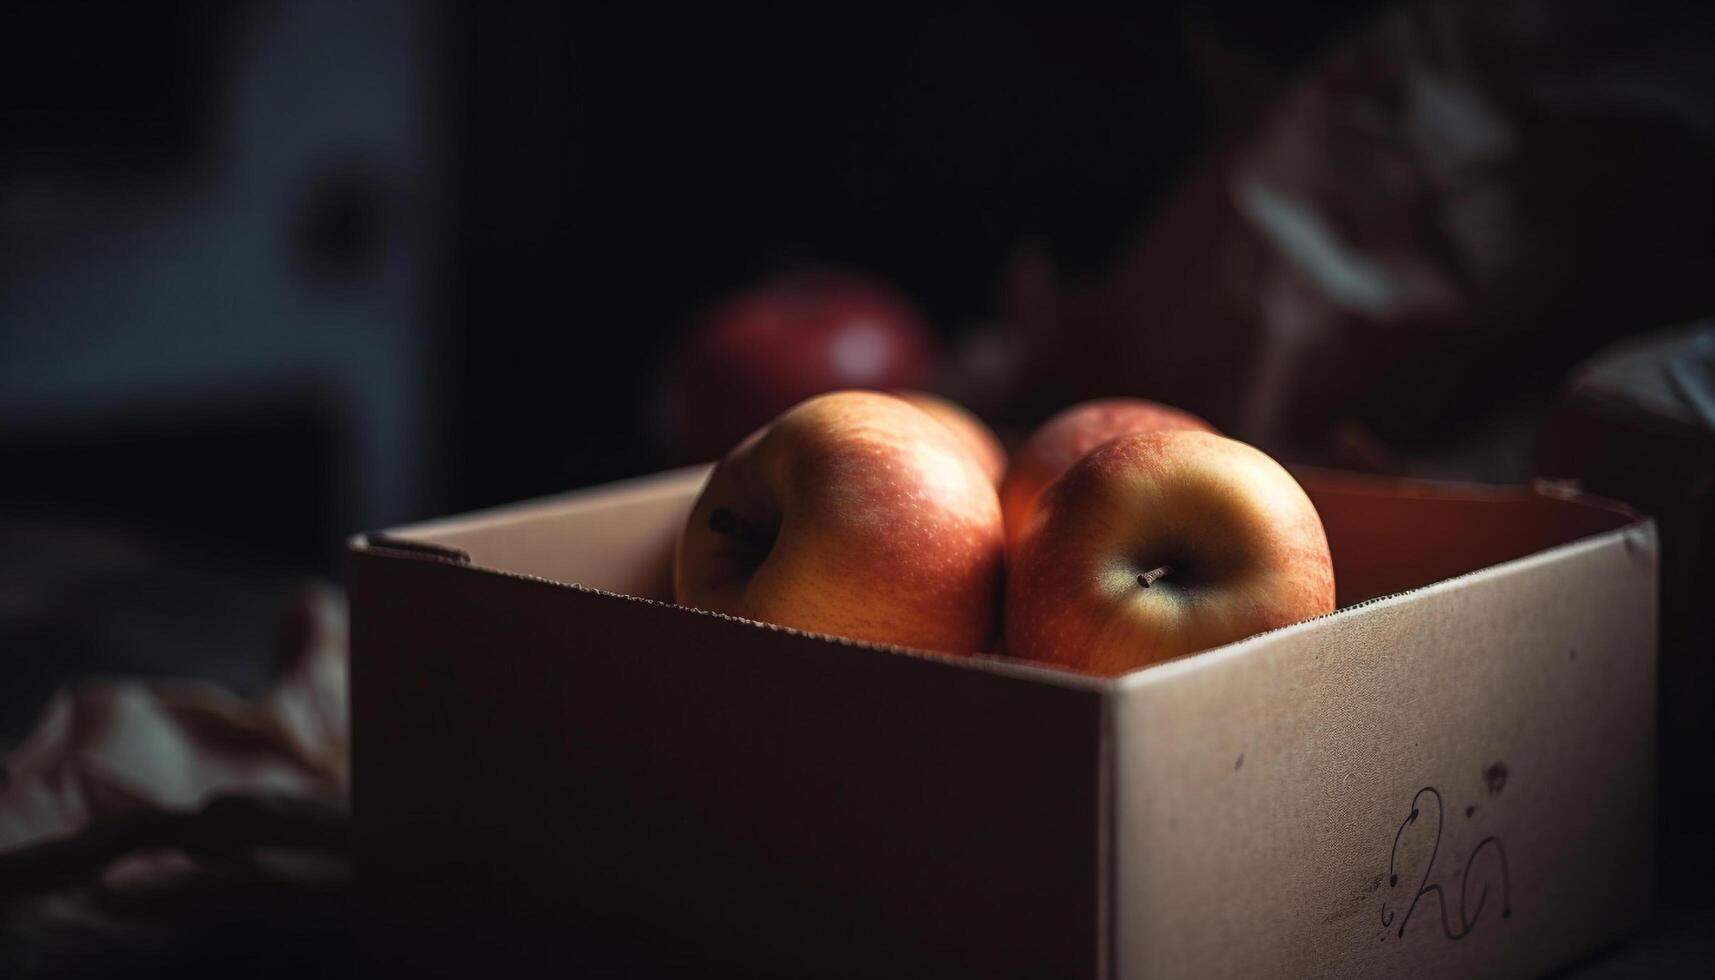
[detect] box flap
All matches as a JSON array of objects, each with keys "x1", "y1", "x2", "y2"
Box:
[
  {"x1": 1298, "y1": 469, "x2": 1640, "y2": 607},
  {"x1": 371, "y1": 465, "x2": 709, "y2": 600}
]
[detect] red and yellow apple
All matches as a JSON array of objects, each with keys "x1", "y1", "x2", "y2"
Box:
[
  {"x1": 1004, "y1": 429, "x2": 1334, "y2": 674},
  {"x1": 892, "y1": 389, "x2": 1007, "y2": 485},
  {"x1": 999, "y1": 397, "x2": 1216, "y2": 547},
  {"x1": 674, "y1": 390, "x2": 1005, "y2": 655}
]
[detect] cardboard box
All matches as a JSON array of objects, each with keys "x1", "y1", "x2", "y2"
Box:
[{"x1": 350, "y1": 466, "x2": 1656, "y2": 978}]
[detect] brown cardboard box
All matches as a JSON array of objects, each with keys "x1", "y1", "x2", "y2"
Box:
[{"x1": 350, "y1": 467, "x2": 1656, "y2": 978}]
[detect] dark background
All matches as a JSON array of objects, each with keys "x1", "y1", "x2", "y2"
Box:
[{"x1": 1, "y1": 0, "x2": 1378, "y2": 578}]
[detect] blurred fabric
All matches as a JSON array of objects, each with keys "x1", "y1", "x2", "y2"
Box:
[
  {"x1": 0, "y1": 586, "x2": 350, "y2": 977},
  {"x1": 985, "y1": 0, "x2": 1715, "y2": 481}
]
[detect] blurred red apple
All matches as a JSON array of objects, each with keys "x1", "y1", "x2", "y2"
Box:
[
  {"x1": 674, "y1": 390, "x2": 1004, "y2": 655},
  {"x1": 999, "y1": 398, "x2": 1216, "y2": 548},
  {"x1": 658, "y1": 269, "x2": 936, "y2": 463},
  {"x1": 1004, "y1": 429, "x2": 1334, "y2": 675}
]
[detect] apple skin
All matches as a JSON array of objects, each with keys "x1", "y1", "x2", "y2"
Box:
[
  {"x1": 891, "y1": 389, "x2": 1007, "y2": 485},
  {"x1": 999, "y1": 398, "x2": 1215, "y2": 548},
  {"x1": 674, "y1": 390, "x2": 1005, "y2": 655},
  {"x1": 1004, "y1": 430, "x2": 1334, "y2": 675},
  {"x1": 658, "y1": 270, "x2": 936, "y2": 464}
]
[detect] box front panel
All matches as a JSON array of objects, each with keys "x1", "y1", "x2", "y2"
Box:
[
  {"x1": 1110, "y1": 525, "x2": 1657, "y2": 979},
  {"x1": 352, "y1": 548, "x2": 1108, "y2": 978}
]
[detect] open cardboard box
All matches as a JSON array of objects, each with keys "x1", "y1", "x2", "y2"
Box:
[{"x1": 350, "y1": 466, "x2": 1657, "y2": 978}]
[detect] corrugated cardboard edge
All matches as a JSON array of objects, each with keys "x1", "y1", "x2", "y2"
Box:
[
  {"x1": 1098, "y1": 693, "x2": 1119, "y2": 979},
  {"x1": 347, "y1": 532, "x2": 1114, "y2": 694},
  {"x1": 348, "y1": 517, "x2": 1655, "y2": 701},
  {"x1": 354, "y1": 532, "x2": 470, "y2": 565}
]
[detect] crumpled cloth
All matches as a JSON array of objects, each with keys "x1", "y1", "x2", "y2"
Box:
[
  {"x1": 979, "y1": 0, "x2": 1715, "y2": 478},
  {"x1": 0, "y1": 585, "x2": 350, "y2": 976}
]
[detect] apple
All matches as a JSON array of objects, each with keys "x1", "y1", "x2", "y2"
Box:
[
  {"x1": 674, "y1": 390, "x2": 1005, "y2": 655},
  {"x1": 891, "y1": 389, "x2": 1007, "y2": 485},
  {"x1": 657, "y1": 269, "x2": 936, "y2": 463},
  {"x1": 999, "y1": 397, "x2": 1216, "y2": 548},
  {"x1": 1004, "y1": 429, "x2": 1334, "y2": 674}
]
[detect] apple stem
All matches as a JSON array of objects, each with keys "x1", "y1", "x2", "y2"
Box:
[
  {"x1": 1137, "y1": 565, "x2": 1173, "y2": 589},
  {"x1": 709, "y1": 507, "x2": 772, "y2": 551}
]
